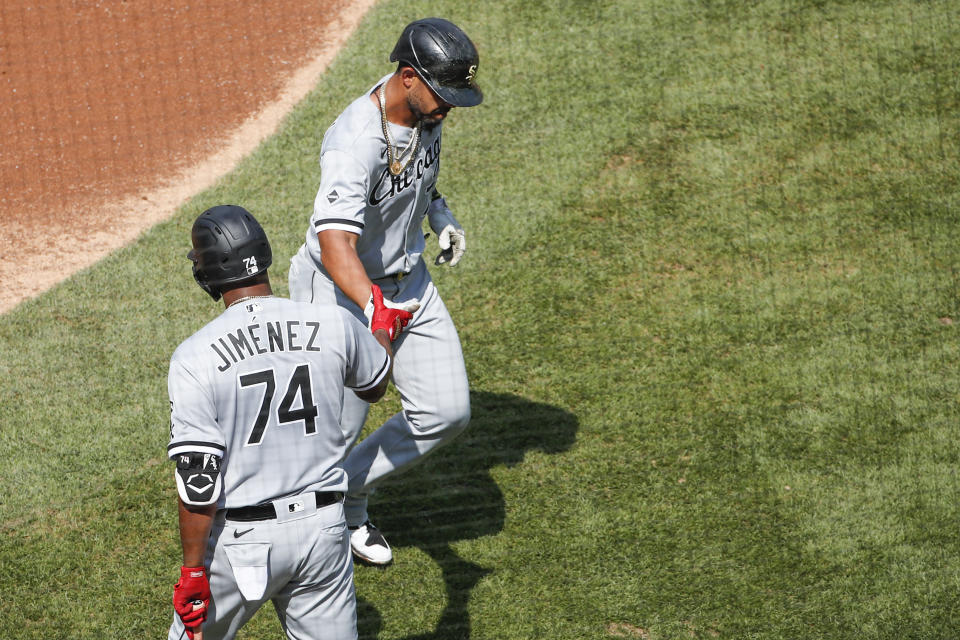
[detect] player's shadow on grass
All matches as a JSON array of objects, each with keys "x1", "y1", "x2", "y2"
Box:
[{"x1": 355, "y1": 391, "x2": 578, "y2": 640}]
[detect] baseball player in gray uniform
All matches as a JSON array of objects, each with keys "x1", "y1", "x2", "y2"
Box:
[
  {"x1": 167, "y1": 205, "x2": 401, "y2": 640},
  {"x1": 287, "y1": 18, "x2": 483, "y2": 565}
]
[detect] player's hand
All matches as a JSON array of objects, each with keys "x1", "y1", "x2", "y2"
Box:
[
  {"x1": 173, "y1": 566, "x2": 210, "y2": 639},
  {"x1": 435, "y1": 224, "x2": 466, "y2": 266},
  {"x1": 365, "y1": 285, "x2": 420, "y2": 341},
  {"x1": 427, "y1": 197, "x2": 466, "y2": 267}
]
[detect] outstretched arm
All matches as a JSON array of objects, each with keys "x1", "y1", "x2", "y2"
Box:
[
  {"x1": 318, "y1": 230, "x2": 373, "y2": 309},
  {"x1": 354, "y1": 329, "x2": 393, "y2": 403}
]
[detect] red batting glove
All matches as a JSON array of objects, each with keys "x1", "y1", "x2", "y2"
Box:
[
  {"x1": 368, "y1": 284, "x2": 416, "y2": 341},
  {"x1": 173, "y1": 565, "x2": 210, "y2": 639}
]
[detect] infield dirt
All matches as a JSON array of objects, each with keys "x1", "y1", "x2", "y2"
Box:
[{"x1": 0, "y1": 0, "x2": 375, "y2": 313}]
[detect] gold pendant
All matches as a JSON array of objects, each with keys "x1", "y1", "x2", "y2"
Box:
[{"x1": 390, "y1": 160, "x2": 403, "y2": 175}]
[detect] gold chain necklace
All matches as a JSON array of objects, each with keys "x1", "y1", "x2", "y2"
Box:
[{"x1": 378, "y1": 82, "x2": 421, "y2": 176}]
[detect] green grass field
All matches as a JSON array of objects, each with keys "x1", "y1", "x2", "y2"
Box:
[{"x1": 2, "y1": 0, "x2": 960, "y2": 637}]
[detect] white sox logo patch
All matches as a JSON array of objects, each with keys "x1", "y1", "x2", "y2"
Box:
[
  {"x1": 327, "y1": 189, "x2": 339, "y2": 203},
  {"x1": 466, "y1": 64, "x2": 477, "y2": 83}
]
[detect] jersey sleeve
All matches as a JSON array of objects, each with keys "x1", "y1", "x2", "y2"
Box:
[
  {"x1": 311, "y1": 148, "x2": 370, "y2": 236},
  {"x1": 339, "y1": 308, "x2": 391, "y2": 392},
  {"x1": 167, "y1": 352, "x2": 225, "y2": 459}
]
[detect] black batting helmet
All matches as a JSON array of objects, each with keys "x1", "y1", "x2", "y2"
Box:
[
  {"x1": 390, "y1": 18, "x2": 483, "y2": 108},
  {"x1": 187, "y1": 205, "x2": 272, "y2": 301}
]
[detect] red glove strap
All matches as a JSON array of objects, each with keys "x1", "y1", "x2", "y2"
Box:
[
  {"x1": 174, "y1": 565, "x2": 210, "y2": 633},
  {"x1": 369, "y1": 285, "x2": 412, "y2": 341}
]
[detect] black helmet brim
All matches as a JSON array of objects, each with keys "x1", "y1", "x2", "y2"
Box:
[{"x1": 430, "y1": 81, "x2": 483, "y2": 108}]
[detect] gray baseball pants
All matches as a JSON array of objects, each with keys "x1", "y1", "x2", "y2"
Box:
[
  {"x1": 167, "y1": 496, "x2": 356, "y2": 640},
  {"x1": 288, "y1": 250, "x2": 471, "y2": 526}
]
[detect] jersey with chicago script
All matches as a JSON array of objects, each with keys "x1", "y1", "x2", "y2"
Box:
[
  {"x1": 167, "y1": 297, "x2": 390, "y2": 509},
  {"x1": 303, "y1": 74, "x2": 443, "y2": 279}
]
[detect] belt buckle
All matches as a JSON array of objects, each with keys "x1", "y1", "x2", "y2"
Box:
[{"x1": 396, "y1": 271, "x2": 406, "y2": 281}]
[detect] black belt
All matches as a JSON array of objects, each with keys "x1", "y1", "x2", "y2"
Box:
[{"x1": 225, "y1": 491, "x2": 343, "y2": 522}]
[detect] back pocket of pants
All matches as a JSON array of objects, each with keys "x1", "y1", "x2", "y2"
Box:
[{"x1": 223, "y1": 541, "x2": 271, "y2": 601}]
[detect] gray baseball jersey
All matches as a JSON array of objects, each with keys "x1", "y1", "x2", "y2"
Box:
[
  {"x1": 288, "y1": 73, "x2": 471, "y2": 532},
  {"x1": 167, "y1": 296, "x2": 389, "y2": 508},
  {"x1": 303, "y1": 74, "x2": 442, "y2": 280},
  {"x1": 166, "y1": 296, "x2": 388, "y2": 640}
]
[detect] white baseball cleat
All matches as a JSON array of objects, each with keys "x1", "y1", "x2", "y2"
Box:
[{"x1": 349, "y1": 521, "x2": 393, "y2": 565}]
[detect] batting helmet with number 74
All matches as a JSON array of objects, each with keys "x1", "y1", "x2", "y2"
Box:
[{"x1": 187, "y1": 204, "x2": 273, "y2": 301}]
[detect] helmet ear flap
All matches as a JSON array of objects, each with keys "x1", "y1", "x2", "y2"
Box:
[
  {"x1": 192, "y1": 261, "x2": 221, "y2": 301},
  {"x1": 187, "y1": 247, "x2": 222, "y2": 301}
]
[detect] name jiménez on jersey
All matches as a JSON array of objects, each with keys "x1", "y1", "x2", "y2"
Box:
[{"x1": 210, "y1": 319, "x2": 323, "y2": 372}]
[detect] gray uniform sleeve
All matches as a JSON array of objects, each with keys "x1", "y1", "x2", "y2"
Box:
[
  {"x1": 167, "y1": 354, "x2": 225, "y2": 459},
  {"x1": 311, "y1": 148, "x2": 369, "y2": 236},
  {"x1": 339, "y1": 308, "x2": 391, "y2": 392}
]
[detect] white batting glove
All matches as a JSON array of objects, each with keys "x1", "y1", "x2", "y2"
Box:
[{"x1": 427, "y1": 197, "x2": 466, "y2": 267}]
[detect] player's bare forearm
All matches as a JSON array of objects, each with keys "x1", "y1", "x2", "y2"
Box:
[
  {"x1": 318, "y1": 230, "x2": 374, "y2": 309},
  {"x1": 355, "y1": 329, "x2": 393, "y2": 403},
  {"x1": 178, "y1": 499, "x2": 216, "y2": 567},
  {"x1": 372, "y1": 329, "x2": 394, "y2": 358}
]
